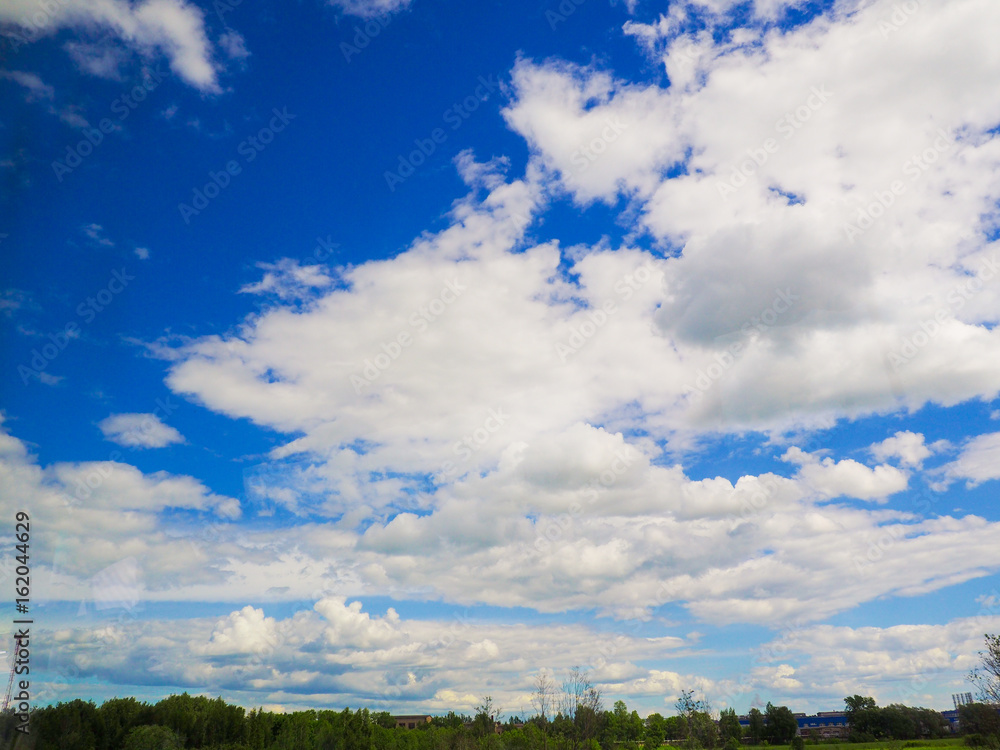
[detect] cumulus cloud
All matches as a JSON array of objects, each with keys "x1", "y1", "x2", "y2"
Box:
[
  {"x1": 782, "y1": 447, "x2": 909, "y2": 501},
  {"x1": 99, "y1": 412, "x2": 184, "y2": 448},
  {"x1": 871, "y1": 431, "x2": 934, "y2": 468},
  {"x1": 939, "y1": 432, "x2": 1000, "y2": 487},
  {"x1": 35, "y1": 598, "x2": 1000, "y2": 714},
  {"x1": 150, "y1": 148, "x2": 1000, "y2": 626},
  {"x1": 0, "y1": 416, "x2": 241, "y2": 593},
  {"x1": 504, "y1": 0, "x2": 1000, "y2": 430},
  {"x1": 196, "y1": 606, "x2": 280, "y2": 656}
]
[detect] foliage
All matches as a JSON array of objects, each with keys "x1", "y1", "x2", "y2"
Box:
[
  {"x1": 958, "y1": 703, "x2": 1000, "y2": 742},
  {"x1": 764, "y1": 703, "x2": 798, "y2": 745},
  {"x1": 748, "y1": 709, "x2": 766, "y2": 746},
  {"x1": 845, "y1": 696, "x2": 884, "y2": 741},
  {"x1": 969, "y1": 635, "x2": 1000, "y2": 705},
  {"x1": 720, "y1": 708, "x2": 743, "y2": 744},
  {"x1": 123, "y1": 724, "x2": 184, "y2": 750}
]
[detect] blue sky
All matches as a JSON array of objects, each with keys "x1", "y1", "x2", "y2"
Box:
[{"x1": 2, "y1": 0, "x2": 1000, "y2": 719}]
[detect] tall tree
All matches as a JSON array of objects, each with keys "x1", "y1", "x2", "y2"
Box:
[
  {"x1": 764, "y1": 703, "x2": 798, "y2": 745},
  {"x1": 675, "y1": 690, "x2": 717, "y2": 749},
  {"x1": 719, "y1": 708, "x2": 743, "y2": 744},
  {"x1": 646, "y1": 713, "x2": 667, "y2": 750},
  {"x1": 747, "y1": 708, "x2": 765, "y2": 746},
  {"x1": 533, "y1": 673, "x2": 557, "y2": 722},
  {"x1": 844, "y1": 695, "x2": 882, "y2": 739}
]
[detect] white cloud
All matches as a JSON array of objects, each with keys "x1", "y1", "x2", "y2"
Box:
[
  {"x1": 150, "y1": 155, "x2": 1000, "y2": 625},
  {"x1": 940, "y1": 431, "x2": 1000, "y2": 487},
  {"x1": 239, "y1": 258, "x2": 335, "y2": 301},
  {"x1": 35, "y1": 599, "x2": 1000, "y2": 714},
  {"x1": 750, "y1": 613, "x2": 1000, "y2": 706},
  {"x1": 82, "y1": 223, "x2": 114, "y2": 246},
  {"x1": 871, "y1": 431, "x2": 933, "y2": 467},
  {"x1": 327, "y1": 0, "x2": 411, "y2": 20},
  {"x1": 195, "y1": 605, "x2": 280, "y2": 656},
  {"x1": 99, "y1": 412, "x2": 184, "y2": 448},
  {"x1": 218, "y1": 29, "x2": 249, "y2": 59},
  {"x1": 502, "y1": 0, "x2": 1000, "y2": 431},
  {"x1": 782, "y1": 447, "x2": 909, "y2": 501},
  {"x1": 0, "y1": 415, "x2": 241, "y2": 593},
  {"x1": 0, "y1": 70, "x2": 54, "y2": 100},
  {"x1": 0, "y1": 0, "x2": 222, "y2": 91}
]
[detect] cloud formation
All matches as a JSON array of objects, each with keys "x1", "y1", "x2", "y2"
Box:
[{"x1": 99, "y1": 412, "x2": 185, "y2": 448}]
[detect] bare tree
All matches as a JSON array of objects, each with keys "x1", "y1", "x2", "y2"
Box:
[
  {"x1": 532, "y1": 672, "x2": 556, "y2": 721},
  {"x1": 969, "y1": 633, "x2": 1000, "y2": 704},
  {"x1": 562, "y1": 666, "x2": 603, "y2": 747}
]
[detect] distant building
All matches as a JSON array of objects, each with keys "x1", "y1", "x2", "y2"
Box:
[
  {"x1": 942, "y1": 709, "x2": 960, "y2": 732},
  {"x1": 393, "y1": 715, "x2": 432, "y2": 729},
  {"x1": 737, "y1": 711, "x2": 848, "y2": 739},
  {"x1": 797, "y1": 711, "x2": 849, "y2": 738}
]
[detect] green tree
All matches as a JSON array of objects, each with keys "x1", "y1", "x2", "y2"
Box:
[
  {"x1": 610, "y1": 701, "x2": 631, "y2": 744},
  {"x1": 664, "y1": 715, "x2": 688, "y2": 741},
  {"x1": 844, "y1": 696, "x2": 882, "y2": 740},
  {"x1": 719, "y1": 708, "x2": 742, "y2": 744},
  {"x1": 675, "y1": 692, "x2": 717, "y2": 750},
  {"x1": 747, "y1": 709, "x2": 765, "y2": 746},
  {"x1": 959, "y1": 703, "x2": 1000, "y2": 739},
  {"x1": 122, "y1": 725, "x2": 183, "y2": 750},
  {"x1": 645, "y1": 713, "x2": 667, "y2": 750},
  {"x1": 764, "y1": 703, "x2": 797, "y2": 745},
  {"x1": 881, "y1": 704, "x2": 917, "y2": 740}
]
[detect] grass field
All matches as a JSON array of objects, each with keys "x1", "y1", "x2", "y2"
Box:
[{"x1": 745, "y1": 739, "x2": 964, "y2": 750}]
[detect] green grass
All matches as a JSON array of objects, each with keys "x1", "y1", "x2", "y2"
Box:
[{"x1": 757, "y1": 739, "x2": 964, "y2": 750}]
